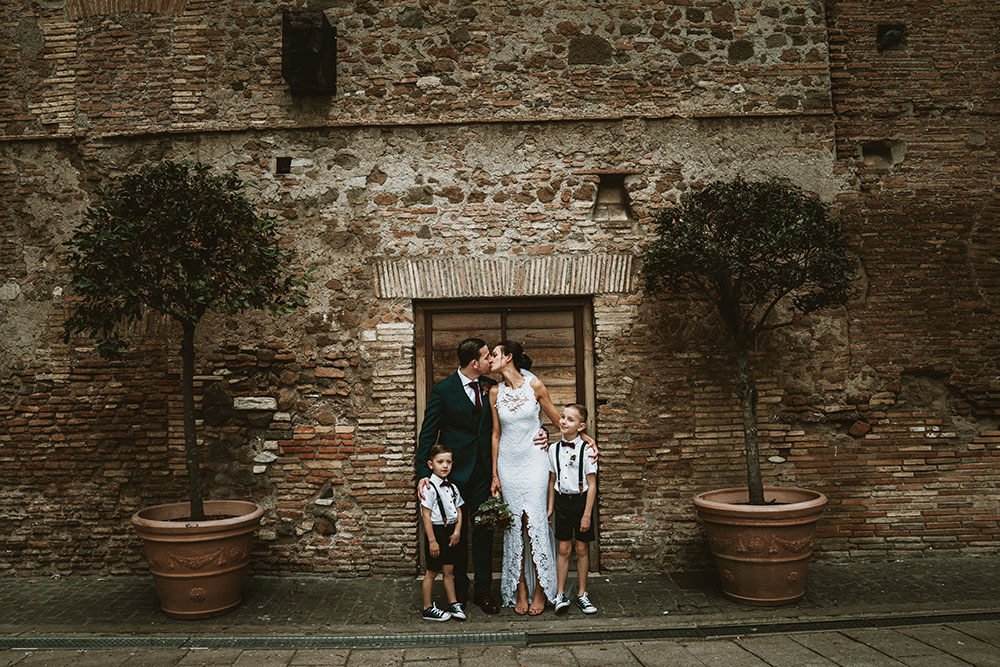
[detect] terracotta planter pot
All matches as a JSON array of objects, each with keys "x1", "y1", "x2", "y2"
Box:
[
  {"x1": 131, "y1": 500, "x2": 264, "y2": 619},
  {"x1": 692, "y1": 486, "x2": 827, "y2": 606}
]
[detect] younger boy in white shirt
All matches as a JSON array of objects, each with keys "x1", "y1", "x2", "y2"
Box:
[
  {"x1": 419, "y1": 444, "x2": 467, "y2": 621},
  {"x1": 547, "y1": 403, "x2": 598, "y2": 614}
]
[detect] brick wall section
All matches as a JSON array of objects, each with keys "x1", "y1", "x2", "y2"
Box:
[
  {"x1": 2, "y1": 0, "x2": 831, "y2": 138},
  {"x1": 2, "y1": 1, "x2": 999, "y2": 576},
  {"x1": 819, "y1": 0, "x2": 1000, "y2": 558}
]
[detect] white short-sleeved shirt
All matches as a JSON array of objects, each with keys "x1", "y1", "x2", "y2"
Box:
[
  {"x1": 547, "y1": 436, "x2": 597, "y2": 495},
  {"x1": 420, "y1": 474, "x2": 464, "y2": 525}
]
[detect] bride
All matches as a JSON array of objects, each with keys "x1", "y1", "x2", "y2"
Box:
[{"x1": 488, "y1": 340, "x2": 562, "y2": 615}]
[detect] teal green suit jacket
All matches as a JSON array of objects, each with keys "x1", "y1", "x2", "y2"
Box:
[{"x1": 416, "y1": 372, "x2": 496, "y2": 486}]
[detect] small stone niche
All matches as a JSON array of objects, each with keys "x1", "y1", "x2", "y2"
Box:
[
  {"x1": 861, "y1": 140, "x2": 907, "y2": 168},
  {"x1": 589, "y1": 172, "x2": 635, "y2": 222},
  {"x1": 275, "y1": 157, "x2": 292, "y2": 175},
  {"x1": 876, "y1": 24, "x2": 905, "y2": 51}
]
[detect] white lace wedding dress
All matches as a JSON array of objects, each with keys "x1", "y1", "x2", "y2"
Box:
[{"x1": 495, "y1": 379, "x2": 557, "y2": 607}]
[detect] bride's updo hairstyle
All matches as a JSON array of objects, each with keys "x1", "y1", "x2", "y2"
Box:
[{"x1": 498, "y1": 340, "x2": 533, "y2": 372}]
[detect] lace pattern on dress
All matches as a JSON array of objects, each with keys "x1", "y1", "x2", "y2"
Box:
[{"x1": 495, "y1": 380, "x2": 558, "y2": 606}]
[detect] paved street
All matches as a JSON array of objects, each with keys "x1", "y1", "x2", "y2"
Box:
[
  {"x1": 2, "y1": 555, "x2": 999, "y2": 665},
  {"x1": 3, "y1": 620, "x2": 1000, "y2": 666}
]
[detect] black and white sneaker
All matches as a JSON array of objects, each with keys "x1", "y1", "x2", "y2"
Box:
[
  {"x1": 576, "y1": 592, "x2": 597, "y2": 614},
  {"x1": 422, "y1": 603, "x2": 452, "y2": 622},
  {"x1": 447, "y1": 601, "x2": 467, "y2": 621},
  {"x1": 554, "y1": 593, "x2": 571, "y2": 614}
]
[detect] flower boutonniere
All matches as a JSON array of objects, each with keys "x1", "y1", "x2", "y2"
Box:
[{"x1": 479, "y1": 379, "x2": 490, "y2": 399}]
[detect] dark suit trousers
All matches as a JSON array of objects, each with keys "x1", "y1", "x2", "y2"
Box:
[{"x1": 455, "y1": 463, "x2": 494, "y2": 595}]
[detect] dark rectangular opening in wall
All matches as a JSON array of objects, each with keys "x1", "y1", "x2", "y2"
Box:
[
  {"x1": 876, "y1": 24, "x2": 905, "y2": 51},
  {"x1": 282, "y1": 10, "x2": 337, "y2": 95},
  {"x1": 275, "y1": 157, "x2": 292, "y2": 174}
]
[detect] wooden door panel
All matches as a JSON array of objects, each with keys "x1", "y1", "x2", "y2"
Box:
[
  {"x1": 506, "y1": 311, "x2": 575, "y2": 328},
  {"x1": 505, "y1": 327, "x2": 575, "y2": 347},
  {"x1": 432, "y1": 312, "x2": 502, "y2": 329}
]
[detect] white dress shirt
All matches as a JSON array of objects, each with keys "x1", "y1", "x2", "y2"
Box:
[{"x1": 547, "y1": 436, "x2": 598, "y2": 495}]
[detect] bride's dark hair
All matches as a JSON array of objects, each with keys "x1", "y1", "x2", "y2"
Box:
[{"x1": 498, "y1": 340, "x2": 533, "y2": 372}]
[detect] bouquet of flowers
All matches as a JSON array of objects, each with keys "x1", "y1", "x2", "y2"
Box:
[{"x1": 474, "y1": 493, "x2": 514, "y2": 531}]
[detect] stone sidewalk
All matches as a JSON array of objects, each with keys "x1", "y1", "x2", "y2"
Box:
[
  {"x1": 2, "y1": 554, "x2": 1000, "y2": 665},
  {"x1": 3, "y1": 621, "x2": 1000, "y2": 666}
]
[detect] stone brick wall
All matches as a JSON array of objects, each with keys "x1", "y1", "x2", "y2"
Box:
[
  {"x1": 2, "y1": 0, "x2": 830, "y2": 137},
  {"x1": 1, "y1": 0, "x2": 998, "y2": 576}
]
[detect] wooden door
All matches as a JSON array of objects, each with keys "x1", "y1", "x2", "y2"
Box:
[{"x1": 414, "y1": 298, "x2": 597, "y2": 571}]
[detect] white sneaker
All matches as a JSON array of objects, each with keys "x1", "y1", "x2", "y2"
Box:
[
  {"x1": 422, "y1": 603, "x2": 452, "y2": 621},
  {"x1": 447, "y1": 601, "x2": 467, "y2": 621},
  {"x1": 576, "y1": 592, "x2": 597, "y2": 614},
  {"x1": 554, "y1": 593, "x2": 571, "y2": 614}
]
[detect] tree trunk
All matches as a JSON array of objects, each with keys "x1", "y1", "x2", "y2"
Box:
[
  {"x1": 181, "y1": 320, "x2": 205, "y2": 520},
  {"x1": 734, "y1": 346, "x2": 765, "y2": 505}
]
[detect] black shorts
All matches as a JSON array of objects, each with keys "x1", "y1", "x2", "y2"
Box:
[
  {"x1": 553, "y1": 492, "x2": 594, "y2": 543},
  {"x1": 424, "y1": 523, "x2": 464, "y2": 571}
]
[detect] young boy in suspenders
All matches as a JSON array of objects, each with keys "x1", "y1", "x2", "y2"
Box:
[
  {"x1": 547, "y1": 403, "x2": 599, "y2": 614},
  {"x1": 419, "y1": 444, "x2": 468, "y2": 621}
]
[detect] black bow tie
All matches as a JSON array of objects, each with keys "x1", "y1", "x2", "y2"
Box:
[
  {"x1": 560, "y1": 441, "x2": 576, "y2": 448},
  {"x1": 440, "y1": 479, "x2": 452, "y2": 488}
]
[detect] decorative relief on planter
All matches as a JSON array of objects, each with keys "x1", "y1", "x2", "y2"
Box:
[
  {"x1": 188, "y1": 587, "x2": 207, "y2": 602},
  {"x1": 163, "y1": 545, "x2": 249, "y2": 571},
  {"x1": 375, "y1": 255, "x2": 634, "y2": 299},
  {"x1": 708, "y1": 534, "x2": 814, "y2": 556}
]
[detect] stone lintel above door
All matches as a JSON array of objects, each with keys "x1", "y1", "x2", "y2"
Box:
[{"x1": 375, "y1": 254, "x2": 634, "y2": 299}]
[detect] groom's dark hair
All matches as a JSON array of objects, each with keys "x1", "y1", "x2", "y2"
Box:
[{"x1": 457, "y1": 337, "x2": 487, "y2": 367}]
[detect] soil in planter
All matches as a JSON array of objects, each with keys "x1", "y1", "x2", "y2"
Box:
[{"x1": 165, "y1": 515, "x2": 234, "y2": 522}]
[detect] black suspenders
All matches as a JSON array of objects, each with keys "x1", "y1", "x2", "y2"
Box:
[
  {"x1": 555, "y1": 442, "x2": 585, "y2": 494},
  {"x1": 431, "y1": 482, "x2": 455, "y2": 524}
]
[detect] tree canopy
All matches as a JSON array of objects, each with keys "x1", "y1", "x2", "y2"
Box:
[
  {"x1": 64, "y1": 160, "x2": 310, "y2": 357},
  {"x1": 644, "y1": 177, "x2": 855, "y2": 348}
]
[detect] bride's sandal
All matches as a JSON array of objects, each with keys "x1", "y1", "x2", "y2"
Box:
[{"x1": 528, "y1": 600, "x2": 545, "y2": 616}]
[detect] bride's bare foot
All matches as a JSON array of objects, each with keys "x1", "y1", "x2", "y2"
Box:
[
  {"x1": 515, "y1": 583, "x2": 529, "y2": 615},
  {"x1": 528, "y1": 584, "x2": 545, "y2": 615}
]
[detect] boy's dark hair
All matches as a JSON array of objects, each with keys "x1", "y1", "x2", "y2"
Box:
[
  {"x1": 457, "y1": 337, "x2": 486, "y2": 367},
  {"x1": 427, "y1": 443, "x2": 452, "y2": 461},
  {"x1": 566, "y1": 403, "x2": 588, "y2": 423}
]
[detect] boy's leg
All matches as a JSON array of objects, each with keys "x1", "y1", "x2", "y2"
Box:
[
  {"x1": 575, "y1": 540, "x2": 590, "y2": 595},
  {"x1": 422, "y1": 569, "x2": 438, "y2": 609},
  {"x1": 442, "y1": 564, "x2": 457, "y2": 604},
  {"x1": 556, "y1": 540, "x2": 572, "y2": 595}
]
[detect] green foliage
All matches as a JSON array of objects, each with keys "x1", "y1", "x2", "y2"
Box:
[
  {"x1": 643, "y1": 177, "x2": 855, "y2": 346},
  {"x1": 64, "y1": 161, "x2": 311, "y2": 357}
]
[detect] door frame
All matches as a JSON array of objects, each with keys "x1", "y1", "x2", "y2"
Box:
[{"x1": 413, "y1": 296, "x2": 599, "y2": 569}]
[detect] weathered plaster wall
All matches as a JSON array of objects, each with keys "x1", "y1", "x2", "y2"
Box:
[
  {"x1": 2, "y1": 115, "x2": 843, "y2": 574},
  {"x1": 2, "y1": 0, "x2": 998, "y2": 576}
]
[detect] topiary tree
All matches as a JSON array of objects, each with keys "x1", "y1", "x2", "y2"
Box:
[
  {"x1": 64, "y1": 160, "x2": 310, "y2": 520},
  {"x1": 643, "y1": 177, "x2": 855, "y2": 505}
]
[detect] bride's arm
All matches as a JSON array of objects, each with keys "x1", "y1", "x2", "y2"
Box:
[
  {"x1": 490, "y1": 385, "x2": 502, "y2": 495},
  {"x1": 531, "y1": 377, "x2": 561, "y2": 429},
  {"x1": 533, "y1": 377, "x2": 598, "y2": 459}
]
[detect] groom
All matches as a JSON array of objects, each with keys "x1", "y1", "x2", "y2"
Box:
[{"x1": 416, "y1": 337, "x2": 500, "y2": 614}]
